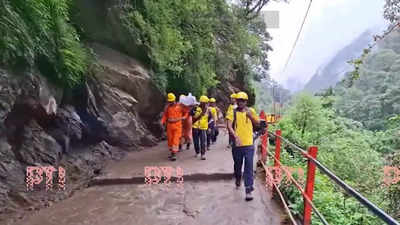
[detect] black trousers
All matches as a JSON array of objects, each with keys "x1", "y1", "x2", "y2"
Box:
[
  {"x1": 212, "y1": 127, "x2": 219, "y2": 143},
  {"x1": 207, "y1": 122, "x2": 215, "y2": 147},
  {"x1": 229, "y1": 134, "x2": 235, "y2": 147},
  {"x1": 232, "y1": 145, "x2": 255, "y2": 193},
  {"x1": 193, "y1": 128, "x2": 206, "y2": 155}
]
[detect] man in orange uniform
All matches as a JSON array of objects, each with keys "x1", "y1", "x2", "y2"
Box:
[
  {"x1": 161, "y1": 93, "x2": 187, "y2": 161},
  {"x1": 179, "y1": 95, "x2": 195, "y2": 151}
]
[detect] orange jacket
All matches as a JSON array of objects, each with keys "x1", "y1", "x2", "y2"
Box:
[{"x1": 161, "y1": 103, "x2": 187, "y2": 126}]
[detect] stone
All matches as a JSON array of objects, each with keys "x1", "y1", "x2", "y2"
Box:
[{"x1": 140, "y1": 135, "x2": 158, "y2": 147}]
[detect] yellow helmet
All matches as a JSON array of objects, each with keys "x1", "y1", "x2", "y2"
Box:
[
  {"x1": 167, "y1": 93, "x2": 176, "y2": 102},
  {"x1": 209, "y1": 98, "x2": 216, "y2": 103},
  {"x1": 230, "y1": 93, "x2": 237, "y2": 99},
  {"x1": 236, "y1": 92, "x2": 248, "y2": 100},
  {"x1": 199, "y1": 95, "x2": 209, "y2": 103}
]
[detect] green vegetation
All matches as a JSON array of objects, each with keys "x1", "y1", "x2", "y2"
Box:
[
  {"x1": 0, "y1": 0, "x2": 90, "y2": 87},
  {"x1": 1, "y1": 0, "x2": 274, "y2": 96},
  {"x1": 118, "y1": 0, "x2": 273, "y2": 96},
  {"x1": 267, "y1": 27, "x2": 400, "y2": 224},
  {"x1": 348, "y1": 0, "x2": 400, "y2": 85},
  {"x1": 254, "y1": 78, "x2": 291, "y2": 113},
  {"x1": 334, "y1": 30, "x2": 400, "y2": 133},
  {"x1": 270, "y1": 93, "x2": 391, "y2": 224}
]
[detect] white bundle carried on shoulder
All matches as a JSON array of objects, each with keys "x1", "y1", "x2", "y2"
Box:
[
  {"x1": 179, "y1": 95, "x2": 186, "y2": 104},
  {"x1": 181, "y1": 93, "x2": 197, "y2": 106}
]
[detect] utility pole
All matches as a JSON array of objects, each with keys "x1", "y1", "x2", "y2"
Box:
[{"x1": 278, "y1": 87, "x2": 281, "y2": 117}]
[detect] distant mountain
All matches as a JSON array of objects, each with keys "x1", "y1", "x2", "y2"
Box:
[
  {"x1": 304, "y1": 30, "x2": 375, "y2": 93},
  {"x1": 333, "y1": 29, "x2": 400, "y2": 131}
]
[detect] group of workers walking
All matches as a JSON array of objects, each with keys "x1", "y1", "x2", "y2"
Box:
[
  {"x1": 160, "y1": 91, "x2": 262, "y2": 201},
  {"x1": 161, "y1": 93, "x2": 221, "y2": 161}
]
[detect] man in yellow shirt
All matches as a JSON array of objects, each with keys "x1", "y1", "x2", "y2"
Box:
[
  {"x1": 227, "y1": 92, "x2": 260, "y2": 201},
  {"x1": 226, "y1": 93, "x2": 237, "y2": 148},
  {"x1": 208, "y1": 98, "x2": 221, "y2": 146},
  {"x1": 191, "y1": 96, "x2": 212, "y2": 160}
]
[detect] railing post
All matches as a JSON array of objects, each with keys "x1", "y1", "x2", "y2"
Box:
[
  {"x1": 274, "y1": 130, "x2": 281, "y2": 167},
  {"x1": 259, "y1": 111, "x2": 268, "y2": 164},
  {"x1": 263, "y1": 126, "x2": 268, "y2": 164},
  {"x1": 303, "y1": 146, "x2": 318, "y2": 225}
]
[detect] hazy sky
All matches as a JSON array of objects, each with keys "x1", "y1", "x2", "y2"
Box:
[{"x1": 263, "y1": 0, "x2": 388, "y2": 91}]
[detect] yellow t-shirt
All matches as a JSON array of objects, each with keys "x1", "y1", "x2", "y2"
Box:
[
  {"x1": 225, "y1": 104, "x2": 237, "y2": 119},
  {"x1": 250, "y1": 107, "x2": 257, "y2": 116},
  {"x1": 192, "y1": 107, "x2": 210, "y2": 130},
  {"x1": 226, "y1": 108, "x2": 259, "y2": 146},
  {"x1": 210, "y1": 107, "x2": 217, "y2": 121}
]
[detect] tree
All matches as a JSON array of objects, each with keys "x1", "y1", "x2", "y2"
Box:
[
  {"x1": 119, "y1": 0, "x2": 274, "y2": 96},
  {"x1": 274, "y1": 93, "x2": 387, "y2": 224},
  {"x1": 237, "y1": 0, "x2": 288, "y2": 20},
  {"x1": 334, "y1": 31, "x2": 400, "y2": 131},
  {"x1": 384, "y1": 0, "x2": 400, "y2": 23}
]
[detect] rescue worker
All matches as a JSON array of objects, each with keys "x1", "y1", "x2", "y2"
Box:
[
  {"x1": 208, "y1": 98, "x2": 221, "y2": 145},
  {"x1": 206, "y1": 98, "x2": 217, "y2": 150},
  {"x1": 191, "y1": 96, "x2": 212, "y2": 160},
  {"x1": 226, "y1": 93, "x2": 237, "y2": 149},
  {"x1": 179, "y1": 95, "x2": 194, "y2": 151},
  {"x1": 226, "y1": 92, "x2": 260, "y2": 201},
  {"x1": 161, "y1": 93, "x2": 187, "y2": 161}
]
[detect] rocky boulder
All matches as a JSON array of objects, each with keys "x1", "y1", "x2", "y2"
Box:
[{"x1": 0, "y1": 42, "x2": 165, "y2": 223}]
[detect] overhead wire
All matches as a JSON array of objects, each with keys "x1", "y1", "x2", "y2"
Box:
[
  {"x1": 280, "y1": 1, "x2": 400, "y2": 77},
  {"x1": 282, "y1": 0, "x2": 313, "y2": 73}
]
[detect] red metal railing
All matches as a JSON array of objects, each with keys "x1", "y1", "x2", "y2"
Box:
[{"x1": 258, "y1": 110, "x2": 399, "y2": 225}]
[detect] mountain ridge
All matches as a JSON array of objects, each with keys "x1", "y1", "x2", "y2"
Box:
[{"x1": 304, "y1": 29, "x2": 376, "y2": 93}]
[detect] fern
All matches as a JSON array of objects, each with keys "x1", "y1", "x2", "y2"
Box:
[{"x1": 0, "y1": 0, "x2": 89, "y2": 87}]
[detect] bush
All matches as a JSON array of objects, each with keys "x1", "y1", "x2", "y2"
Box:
[{"x1": 273, "y1": 94, "x2": 389, "y2": 224}]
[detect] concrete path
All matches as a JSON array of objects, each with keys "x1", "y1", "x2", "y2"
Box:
[{"x1": 12, "y1": 135, "x2": 287, "y2": 225}]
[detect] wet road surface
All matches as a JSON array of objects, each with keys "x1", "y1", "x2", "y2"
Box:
[{"x1": 12, "y1": 134, "x2": 287, "y2": 225}]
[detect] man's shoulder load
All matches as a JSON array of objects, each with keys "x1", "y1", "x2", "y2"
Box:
[{"x1": 180, "y1": 93, "x2": 197, "y2": 106}]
